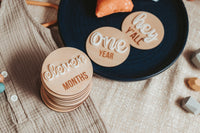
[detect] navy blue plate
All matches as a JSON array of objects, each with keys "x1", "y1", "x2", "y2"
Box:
[{"x1": 58, "y1": 0, "x2": 188, "y2": 81}]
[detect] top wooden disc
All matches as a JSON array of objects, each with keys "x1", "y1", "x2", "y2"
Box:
[{"x1": 41, "y1": 47, "x2": 93, "y2": 96}]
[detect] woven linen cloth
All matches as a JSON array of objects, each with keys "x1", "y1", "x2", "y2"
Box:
[
  {"x1": 0, "y1": 0, "x2": 107, "y2": 132},
  {"x1": 29, "y1": 0, "x2": 200, "y2": 133}
]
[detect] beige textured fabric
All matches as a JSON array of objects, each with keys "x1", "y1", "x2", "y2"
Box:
[{"x1": 0, "y1": 0, "x2": 107, "y2": 132}]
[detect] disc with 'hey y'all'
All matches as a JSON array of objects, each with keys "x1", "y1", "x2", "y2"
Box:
[{"x1": 122, "y1": 11, "x2": 164, "y2": 50}]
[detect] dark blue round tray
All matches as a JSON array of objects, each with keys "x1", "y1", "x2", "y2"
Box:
[{"x1": 58, "y1": 0, "x2": 188, "y2": 81}]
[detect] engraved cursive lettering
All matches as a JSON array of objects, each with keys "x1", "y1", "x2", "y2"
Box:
[
  {"x1": 132, "y1": 13, "x2": 158, "y2": 43},
  {"x1": 43, "y1": 55, "x2": 86, "y2": 81},
  {"x1": 90, "y1": 32, "x2": 128, "y2": 53}
]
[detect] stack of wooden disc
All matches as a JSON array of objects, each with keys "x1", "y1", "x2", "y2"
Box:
[{"x1": 40, "y1": 47, "x2": 93, "y2": 112}]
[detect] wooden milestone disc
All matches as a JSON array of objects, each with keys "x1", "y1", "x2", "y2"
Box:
[
  {"x1": 86, "y1": 27, "x2": 130, "y2": 67},
  {"x1": 45, "y1": 82, "x2": 92, "y2": 105},
  {"x1": 41, "y1": 75, "x2": 88, "y2": 99},
  {"x1": 41, "y1": 85, "x2": 84, "y2": 112},
  {"x1": 49, "y1": 82, "x2": 92, "y2": 107},
  {"x1": 41, "y1": 47, "x2": 93, "y2": 96},
  {"x1": 122, "y1": 11, "x2": 164, "y2": 50},
  {"x1": 45, "y1": 84, "x2": 88, "y2": 101}
]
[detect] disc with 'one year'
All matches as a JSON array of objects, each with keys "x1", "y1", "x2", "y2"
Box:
[
  {"x1": 122, "y1": 11, "x2": 164, "y2": 50},
  {"x1": 41, "y1": 47, "x2": 93, "y2": 96},
  {"x1": 86, "y1": 27, "x2": 130, "y2": 67}
]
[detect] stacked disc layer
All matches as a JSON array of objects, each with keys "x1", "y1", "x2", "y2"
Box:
[{"x1": 40, "y1": 47, "x2": 93, "y2": 112}]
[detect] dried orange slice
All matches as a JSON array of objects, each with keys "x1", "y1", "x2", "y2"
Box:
[{"x1": 96, "y1": 0, "x2": 134, "y2": 18}]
